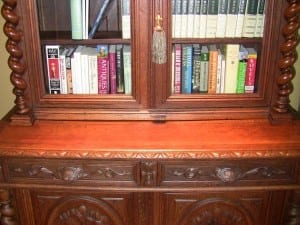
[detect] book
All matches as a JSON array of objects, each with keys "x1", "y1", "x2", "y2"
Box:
[
  {"x1": 171, "y1": 0, "x2": 176, "y2": 38},
  {"x1": 123, "y1": 45, "x2": 132, "y2": 95},
  {"x1": 180, "y1": 0, "x2": 189, "y2": 37},
  {"x1": 206, "y1": 0, "x2": 219, "y2": 38},
  {"x1": 193, "y1": 0, "x2": 202, "y2": 38},
  {"x1": 199, "y1": 45, "x2": 209, "y2": 93},
  {"x1": 71, "y1": 45, "x2": 84, "y2": 94},
  {"x1": 87, "y1": 47, "x2": 98, "y2": 94},
  {"x1": 236, "y1": 45, "x2": 248, "y2": 93},
  {"x1": 235, "y1": 0, "x2": 247, "y2": 37},
  {"x1": 121, "y1": 0, "x2": 131, "y2": 39},
  {"x1": 109, "y1": 45, "x2": 117, "y2": 94},
  {"x1": 70, "y1": 0, "x2": 83, "y2": 40},
  {"x1": 216, "y1": 0, "x2": 228, "y2": 38},
  {"x1": 192, "y1": 44, "x2": 201, "y2": 93},
  {"x1": 65, "y1": 47, "x2": 76, "y2": 94},
  {"x1": 245, "y1": 48, "x2": 257, "y2": 93},
  {"x1": 225, "y1": 0, "x2": 239, "y2": 37},
  {"x1": 224, "y1": 44, "x2": 240, "y2": 93},
  {"x1": 82, "y1": 0, "x2": 89, "y2": 39},
  {"x1": 46, "y1": 45, "x2": 61, "y2": 94},
  {"x1": 80, "y1": 46, "x2": 91, "y2": 94},
  {"x1": 216, "y1": 48, "x2": 226, "y2": 93},
  {"x1": 88, "y1": 0, "x2": 111, "y2": 39},
  {"x1": 174, "y1": 44, "x2": 182, "y2": 94},
  {"x1": 187, "y1": 0, "x2": 195, "y2": 38},
  {"x1": 174, "y1": 0, "x2": 182, "y2": 38},
  {"x1": 97, "y1": 45, "x2": 109, "y2": 94},
  {"x1": 199, "y1": 0, "x2": 208, "y2": 38},
  {"x1": 116, "y1": 44, "x2": 125, "y2": 93},
  {"x1": 181, "y1": 45, "x2": 193, "y2": 94},
  {"x1": 208, "y1": 44, "x2": 219, "y2": 93},
  {"x1": 242, "y1": 0, "x2": 259, "y2": 37},
  {"x1": 58, "y1": 48, "x2": 68, "y2": 94},
  {"x1": 254, "y1": 0, "x2": 265, "y2": 37}
]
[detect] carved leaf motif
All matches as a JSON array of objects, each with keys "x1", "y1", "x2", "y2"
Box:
[{"x1": 97, "y1": 168, "x2": 131, "y2": 178}]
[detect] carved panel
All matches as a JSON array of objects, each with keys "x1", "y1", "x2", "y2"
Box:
[
  {"x1": 163, "y1": 191, "x2": 270, "y2": 225},
  {"x1": 31, "y1": 191, "x2": 133, "y2": 225},
  {"x1": 0, "y1": 189, "x2": 19, "y2": 225},
  {"x1": 283, "y1": 190, "x2": 300, "y2": 225},
  {"x1": 5, "y1": 159, "x2": 138, "y2": 185},
  {"x1": 140, "y1": 161, "x2": 157, "y2": 186},
  {"x1": 159, "y1": 160, "x2": 295, "y2": 186}
]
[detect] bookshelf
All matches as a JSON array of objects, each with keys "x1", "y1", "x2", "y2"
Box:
[{"x1": 1, "y1": 1, "x2": 300, "y2": 225}]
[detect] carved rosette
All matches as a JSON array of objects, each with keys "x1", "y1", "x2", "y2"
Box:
[
  {"x1": 0, "y1": 189, "x2": 19, "y2": 225},
  {"x1": 1, "y1": 0, "x2": 32, "y2": 125},
  {"x1": 274, "y1": 0, "x2": 300, "y2": 113},
  {"x1": 178, "y1": 198, "x2": 253, "y2": 225}
]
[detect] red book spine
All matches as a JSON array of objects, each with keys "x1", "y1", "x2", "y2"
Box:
[
  {"x1": 174, "y1": 44, "x2": 182, "y2": 94},
  {"x1": 245, "y1": 56, "x2": 257, "y2": 93}
]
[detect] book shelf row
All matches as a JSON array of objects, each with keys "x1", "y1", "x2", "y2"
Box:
[
  {"x1": 172, "y1": 0, "x2": 265, "y2": 38},
  {"x1": 171, "y1": 44, "x2": 258, "y2": 94},
  {"x1": 45, "y1": 44, "x2": 131, "y2": 95}
]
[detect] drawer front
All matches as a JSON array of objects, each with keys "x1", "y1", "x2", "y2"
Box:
[
  {"x1": 159, "y1": 159, "x2": 298, "y2": 187},
  {"x1": 4, "y1": 158, "x2": 139, "y2": 186}
]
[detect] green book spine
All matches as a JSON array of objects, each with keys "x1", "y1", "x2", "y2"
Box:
[
  {"x1": 70, "y1": 0, "x2": 83, "y2": 40},
  {"x1": 200, "y1": 45, "x2": 209, "y2": 93}
]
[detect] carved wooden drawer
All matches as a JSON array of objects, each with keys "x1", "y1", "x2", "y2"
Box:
[
  {"x1": 158, "y1": 159, "x2": 298, "y2": 187},
  {"x1": 4, "y1": 158, "x2": 139, "y2": 186}
]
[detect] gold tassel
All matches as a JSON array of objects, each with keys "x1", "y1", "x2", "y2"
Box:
[{"x1": 152, "y1": 14, "x2": 167, "y2": 64}]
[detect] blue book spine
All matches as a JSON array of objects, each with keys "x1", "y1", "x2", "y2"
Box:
[{"x1": 181, "y1": 45, "x2": 193, "y2": 94}]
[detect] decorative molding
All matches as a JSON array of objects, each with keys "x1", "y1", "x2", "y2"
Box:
[
  {"x1": 1, "y1": 0, "x2": 32, "y2": 125},
  {"x1": 273, "y1": 0, "x2": 300, "y2": 113},
  {"x1": 0, "y1": 189, "x2": 19, "y2": 225},
  {"x1": 97, "y1": 168, "x2": 131, "y2": 178},
  {"x1": 1, "y1": 149, "x2": 300, "y2": 159}
]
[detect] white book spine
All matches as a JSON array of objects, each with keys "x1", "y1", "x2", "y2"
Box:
[
  {"x1": 121, "y1": 0, "x2": 131, "y2": 39},
  {"x1": 235, "y1": 0, "x2": 247, "y2": 37},
  {"x1": 216, "y1": 0, "x2": 228, "y2": 38},
  {"x1": 180, "y1": 0, "x2": 188, "y2": 38},
  {"x1": 187, "y1": 0, "x2": 195, "y2": 38},
  {"x1": 59, "y1": 52, "x2": 67, "y2": 94},
  {"x1": 225, "y1": 44, "x2": 240, "y2": 93},
  {"x1": 88, "y1": 50, "x2": 98, "y2": 94},
  {"x1": 199, "y1": 0, "x2": 208, "y2": 38},
  {"x1": 193, "y1": 0, "x2": 201, "y2": 38}
]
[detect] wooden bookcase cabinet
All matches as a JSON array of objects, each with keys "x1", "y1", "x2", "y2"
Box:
[
  {"x1": 1, "y1": 0, "x2": 299, "y2": 124},
  {"x1": 1, "y1": 1, "x2": 300, "y2": 225}
]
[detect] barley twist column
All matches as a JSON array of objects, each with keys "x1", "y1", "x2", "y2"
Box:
[{"x1": 274, "y1": 0, "x2": 300, "y2": 113}]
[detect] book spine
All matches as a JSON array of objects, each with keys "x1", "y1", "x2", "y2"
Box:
[
  {"x1": 192, "y1": 44, "x2": 201, "y2": 93},
  {"x1": 208, "y1": 45, "x2": 218, "y2": 94},
  {"x1": 123, "y1": 45, "x2": 132, "y2": 95},
  {"x1": 171, "y1": 0, "x2": 176, "y2": 37},
  {"x1": 236, "y1": 46, "x2": 248, "y2": 93},
  {"x1": 116, "y1": 45, "x2": 125, "y2": 93},
  {"x1": 193, "y1": 0, "x2": 201, "y2": 38},
  {"x1": 216, "y1": 0, "x2": 228, "y2": 38},
  {"x1": 242, "y1": 0, "x2": 259, "y2": 37},
  {"x1": 80, "y1": 47, "x2": 90, "y2": 94},
  {"x1": 109, "y1": 45, "x2": 117, "y2": 94},
  {"x1": 65, "y1": 47, "x2": 75, "y2": 94},
  {"x1": 121, "y1": 0, "x2": 131, "y2": 39},
  {"x1": 254, "y1": 0, "x2": 265, "y2": 37},
  {"x1": 187, "y1": 0, "x2": 195, "y2": 38},
  {"x1": 199, "y1": 0, "x2": 208, "y2": 38},
  {"x1": 174, "y1": 0, "x2": 182, "y2": 38},
  {"x1": 70, "y1": 0, "x2": 83, "y2": 40},
  {"x1": 46, "y1": 45, "x2": 61, "y2": 94},
  {"x1": 181, "y1": 45, "x2": 192, "y2": 94},
  {"x1": 88, "y1": 48, "x2": 98, "y2": 94},
  {"x1": 88, "y1": 0, "x2": 111, "y2": 39},
  {"x1": 224, "y1": 44, "x2": 240, "y2": 93},
  {"x1": 59, "y1": 48, "x2": 68, "y2": 94},
  {"x1": 225, "y1": 0, "x2": 239, "y2": 37},
  {"x1": 235, "y1": 0, "x2": 247, "y2": 37},
  {"x1": 206, "y1": 0, "x2": 219, "y2": 38},
  {"x1": 174, "y1": 44, "x2": 182, "y2": 94},
  {"x1": 245, "y1": 48, "x2": 257, "y2": 93},
  {"x1": 200, "y1": 45, "x2": 209, "y2": 93},
  {"x1": 216, "y1": 49, "x2": 224, "y2": 93},
  {"x1": 97, "y1": 45, "x2": 109, "y2": 94},
  {"x1": 180, "y1": 0, "x2": 188, "y2": 37}
]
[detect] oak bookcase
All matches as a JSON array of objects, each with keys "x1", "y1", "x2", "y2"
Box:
[{"x1": 1, "y1": 0, "x2": 300, "y2": 225}]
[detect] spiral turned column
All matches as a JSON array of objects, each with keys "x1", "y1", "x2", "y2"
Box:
[
  {"x1": 0, "y1": 189, "x2": 19, "y2": 225},
  {"x1": 273, "y1": 0, "x2": 300, "y2": 114},
  {"x1": 1, "y1": 0, "x2": 32, "y2": 125}
]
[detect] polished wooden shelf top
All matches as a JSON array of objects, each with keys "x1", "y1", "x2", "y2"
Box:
[{"x1": 0, "y1": 119, "x2": 300, "y2": 159}]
